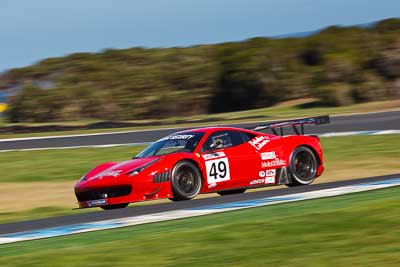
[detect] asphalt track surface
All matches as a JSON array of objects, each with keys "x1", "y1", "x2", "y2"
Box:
[
  {"x1": 0, "y1": 173, "x2": 398, "y2": 236},
  {"x1": 1, "y1": 110, "x2": 399, "y2": 151}
]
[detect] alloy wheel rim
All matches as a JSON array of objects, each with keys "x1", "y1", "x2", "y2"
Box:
[
  {"x1": 293, "y1": 151, "x2": 316, "y2": 181},
  {"x1": 177, "y1": 167, "x2": 198, "y2": 194}
]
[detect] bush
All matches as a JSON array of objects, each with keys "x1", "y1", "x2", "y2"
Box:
[
  {"x1": 314, "y1": 83, "x2": 354, "y2": 106},
  {"x1": 373, "y1": 18, "x2": 400, "y2": 33},
  {"x1": 376, "y1": 46, "x2": 400, "y2": 79},
  {"x1": 351, "y1": 73, "x2": 389, "y2": 103}
]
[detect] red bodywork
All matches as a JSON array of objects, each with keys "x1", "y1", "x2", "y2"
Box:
[{"x1": 74, "y1": 127, "x2": 324, "y2": 208}]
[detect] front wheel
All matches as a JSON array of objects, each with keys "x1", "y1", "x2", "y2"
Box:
[
  {"x1": 101, "y1": 203, "x2": 129, "y2": 210},
  {"x1": 287, "y1": 146, "x2": 318, "y2": 187},
  {"x1": 170, "y1": 161, "x2": 202, "y2": 201}
]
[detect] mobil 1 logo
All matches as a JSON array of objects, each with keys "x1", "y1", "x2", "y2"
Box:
[{"x1": 205, "y1": 157, "x2": 231, "y2": 184}]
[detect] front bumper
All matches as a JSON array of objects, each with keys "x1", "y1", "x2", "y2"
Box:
[{"x1": 75, "y1": 185, "x2": 132, "y2": 208}]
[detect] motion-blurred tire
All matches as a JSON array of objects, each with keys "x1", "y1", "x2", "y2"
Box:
[
  {"x1": 170, "y1": 161, "x2": 202, "y2": 201},
  {"x1": 287, "y1": 146, "x2": 318, "y2": 187}
]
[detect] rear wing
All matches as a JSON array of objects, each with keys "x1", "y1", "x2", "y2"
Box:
[{"x1": 252, "y1": 115, "x2": 330, "y2": 136}]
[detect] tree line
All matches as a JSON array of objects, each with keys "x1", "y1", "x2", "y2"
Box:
[{"x1": 1, "y1": 18, "x2": 399, "y2": 122}]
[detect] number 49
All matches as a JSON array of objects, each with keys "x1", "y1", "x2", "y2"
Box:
[{"x1": 209, "y1": 161, "x2": 227, "y2": 179}]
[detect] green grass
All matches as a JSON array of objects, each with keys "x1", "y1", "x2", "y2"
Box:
[
  {"x1": 321, "y1": 134, "x2": 400, "y2": 166},
  {"x1": 0, "y1": 99, "x2": 399, "y2": 139},
  {"x1": 0, "y1": 134, "x2": 398, "y2": 224},
  {"x1": 0, "y1": 146, "x2": 144, "y2": 183},
  {"x1": 0, "y1": 135, "x2": 398, "y2": 183},
  {"x1": 1, "y1": 187, "x2": 400, "y2": 266}
]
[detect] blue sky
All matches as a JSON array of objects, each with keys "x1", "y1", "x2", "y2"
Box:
[{"x1": 1, "y1": 0, "x2": 399, "y2": 72}]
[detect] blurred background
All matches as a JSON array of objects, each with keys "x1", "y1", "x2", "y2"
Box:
[
  {"x1": 0, "y1": 1, "x2": 399, "y2": 125},
  {"x1": 1, "y1": 1, "x2": 400, "y2": 265},
  {"x1": 0, "y1": 0, "x2": 399, "y2": 217}
]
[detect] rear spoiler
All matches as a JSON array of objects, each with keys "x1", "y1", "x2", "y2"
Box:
[{"x1": 252, "y1": 115, "x2": 330, "y2": 136}]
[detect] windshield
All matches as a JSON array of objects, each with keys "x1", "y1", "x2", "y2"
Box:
[{"x1": 135, "y1": 132, "x2": 205, "y2": 158}]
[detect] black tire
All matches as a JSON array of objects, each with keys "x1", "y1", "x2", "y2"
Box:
[
  {"x1": 101, "y1": 203, "x2": 129, "y2": 210},
  {"x1": 217, "y1": 189, "x2": 246, "y2": 196},
  {"x1": 170, "y1": 161, "x2": 202, "y2": 201},
  {"x1": 287, "y1": 146, "x2": 318, "y2": 187}
]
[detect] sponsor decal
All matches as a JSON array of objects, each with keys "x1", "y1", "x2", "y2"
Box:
[
  {"x1": 205, "y1": 157, "x2": 231, "y2": 184},
  {"x1": 266, "y1": 169, "x2": 276, "y2": 177},
  {"x1": 208, "y1": 183, "x2": 217, "y2": 189},
  {"x1": 265, "y1": 176, "x2": 275, "y2": 184},
  {"x1": 91, "y1": 170, "x2": 122, "y2": 180},
  {"x1": 86, "y1": 199, "x2": 107, "y2": 207},
  {"x1": 259, "y1": 169, "x2": 276, "y2": 181},
  {"x1": 261, "y1": 159, "x2": 286, "y2": 168},
  {"x1": 261, "y1": 151, "x2": 276, "y2": 160},
  {"x1": 202, "y1": 151, "x2": 226, "y2": 160},
  {"x1": 159, "y1": 134, "x2": 194, "y2": 141},
  {"x1": 250, "y1": 178, "x2": 265, "y2": 185},
  {"x1": 248, "y1": 136, "x2": 270, "y2": 150},
  {"x1": 265, "y1": 169, "x2": 276, "y2": 184}
]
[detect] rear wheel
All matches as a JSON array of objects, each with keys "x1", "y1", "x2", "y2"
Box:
[
  {"x1": 287, "y1": 146, "x2": 318, "y2": 187},
  {"x1": 170, "y1": 161, "x2": 202, "y2": 201},
  {"x1": 101, "y1": 203, "x2": 129, "y2": 210},
  {"x1": 217, "y1": 189, "x2": 246, "y2": 196}
]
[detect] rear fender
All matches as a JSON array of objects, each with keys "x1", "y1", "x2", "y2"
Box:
[{"x1": 281, "y1": 135, "x2": 324, "y2": 177}]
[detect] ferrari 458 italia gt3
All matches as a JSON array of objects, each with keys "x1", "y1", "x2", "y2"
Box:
[{"x1": 75, "y1": 116, "x2": 329, "y2": 209}]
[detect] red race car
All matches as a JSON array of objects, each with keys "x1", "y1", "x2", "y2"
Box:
[{"x1": 75, "y1": 116, "x2": 329, "y2": 209}]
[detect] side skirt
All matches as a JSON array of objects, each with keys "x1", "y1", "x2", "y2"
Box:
[{"x1": 207, "y1": 167, "x2": 292, "y2": 194}]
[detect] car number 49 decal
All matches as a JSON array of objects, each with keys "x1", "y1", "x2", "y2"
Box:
[{"x1": 205, "y1": 157, "x2": 231, "y2": 184}]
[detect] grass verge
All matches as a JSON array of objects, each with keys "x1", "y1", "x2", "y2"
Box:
[
  {"x1": 0, "y1": 99, "x2": 399, "y2": 139},
  {"x1": 1, "y1": 186, "x2": 400, "y2": 266},
  {"x1": 0, "y1": 134, "x2": 398, "y2": 223},
  {"x1": 1, "y1": 135, "x2": 399, "y2": 184}
]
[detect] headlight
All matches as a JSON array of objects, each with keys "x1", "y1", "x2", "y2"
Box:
[
  {"x1": 129, "y1": 158, "x2": 161, "y2": 176},
  {"x1": 79, "y1": 173, "x2": 87, "y2": 182}
]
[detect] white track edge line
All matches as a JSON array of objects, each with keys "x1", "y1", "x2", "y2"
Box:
[
  {"x1": 0, "y1": 178, "x2": 399, "y2": 245},
  {"x1": 0, "y1": 109, "x2": 399, "y2": 142},
  {"x1": 1, "y1": 130, "x2": 399, "y2": 152}
]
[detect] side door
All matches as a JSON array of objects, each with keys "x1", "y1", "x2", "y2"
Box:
[{"x1": 200, "y1": 130, "x2": 260, "y2": 191}]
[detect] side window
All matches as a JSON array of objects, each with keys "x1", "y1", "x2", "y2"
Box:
[
  {"x1": 202, "y1": 130, "x2": 253, "y2": 152},
  {"x1": 202, "y1": 131, "x2": 232, "y2": 152},
  {"x1": 240, "y1": 132, "x2": 256, "y2": 142}
]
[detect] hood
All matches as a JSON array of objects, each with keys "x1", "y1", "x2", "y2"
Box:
[{"x1": 85, "y1": 156, "x2": 160, "y2": 181}]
